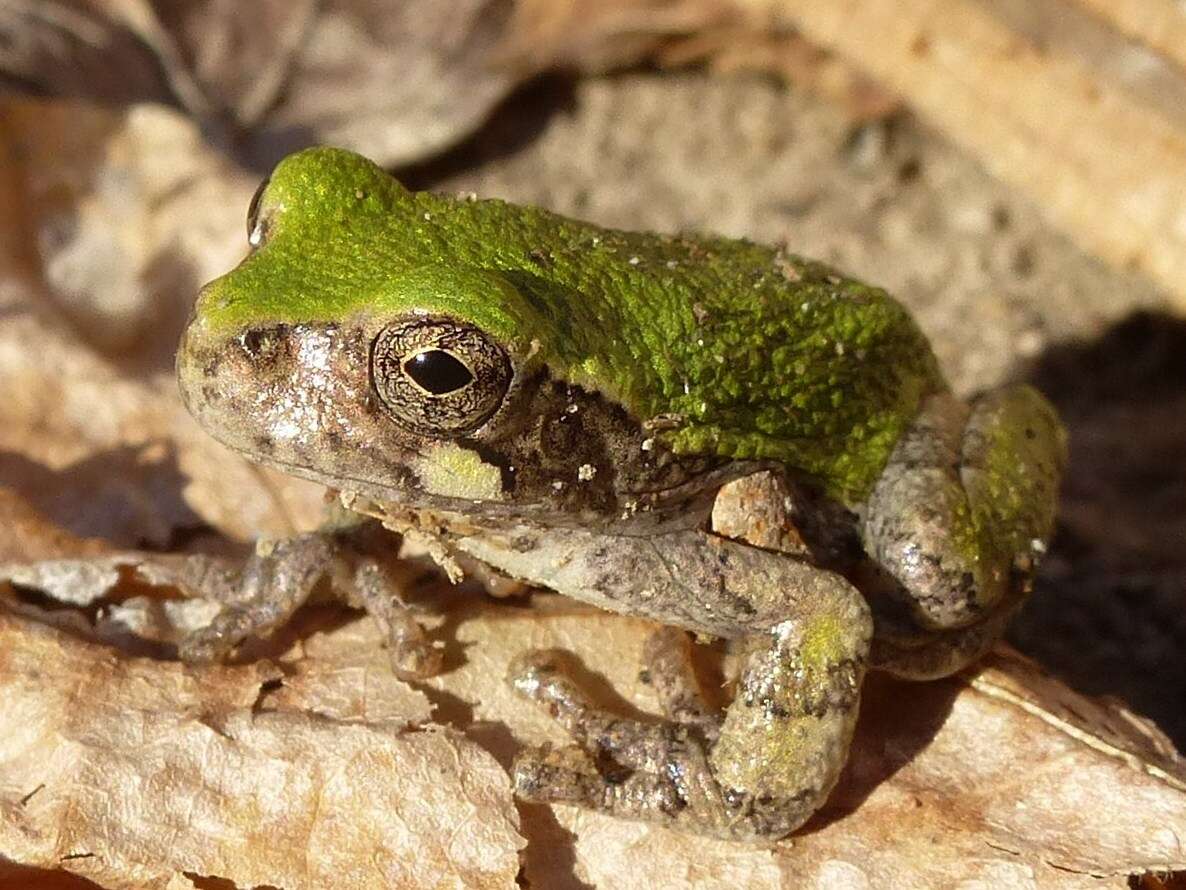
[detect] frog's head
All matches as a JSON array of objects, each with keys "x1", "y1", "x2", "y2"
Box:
[{"x1": 178, "y1": 148, "x2": 724, "y2": 526}]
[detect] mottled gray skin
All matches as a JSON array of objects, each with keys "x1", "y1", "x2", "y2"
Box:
[{"x1": 177, "y1": 309, "x2": 1063, "y2": 842}]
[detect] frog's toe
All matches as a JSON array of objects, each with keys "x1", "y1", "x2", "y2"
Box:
[
  {"x1": 640, "y1": 626, "x2": 720, "y2": 733},
  {"x1": 506, "y1": 649, "x2": 565, "y2": 701},
  {"x1": 512, "y1": 742, "x2": 691, "y2": 820},
  {"x1": 176, "y1": 607, "x2": 257, "y2": 663},
  {"x1": 511, "y1": 743, "x2": 606, "y2": 804},
  {"x1": 176, "y1": 627, "x2": 232, "y2": 663},
  {"x1": 388, "y1": 634, "x2": 445, "y2": 679},
  {"x1": 510, "y1": 721, "x2": 796, "y2": 840},
  {"x1": 509, "y1": 648, "x2": 695, "y2": 772}
]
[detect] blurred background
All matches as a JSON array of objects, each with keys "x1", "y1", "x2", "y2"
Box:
[{"x1": 1, "y1": 0, "x2": 1183, "y2": 751}]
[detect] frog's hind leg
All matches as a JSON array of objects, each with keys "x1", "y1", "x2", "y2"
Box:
[
  {"x1": 500, "y1": 532, "x2": 874, "y2": 841},
  {"x1": 862, "y1": 386, "x2": 1065, "y2": 637},
  {"x1": 509, "y1": 647, "x2": 734, "y2": 833}
]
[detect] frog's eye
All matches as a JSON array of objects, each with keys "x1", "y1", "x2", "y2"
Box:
[
  {"x1": 371, "y1": 317, "x2": 511, "y2": 436},
  {"x1": 246, "y1": 175, "x2": 271, "y2": 247}
]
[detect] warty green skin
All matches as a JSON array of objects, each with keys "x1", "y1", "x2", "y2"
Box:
[
  {"x1": 191, "y1": 146, "x2": 943, "y2": 506},
  {"x1": 176, "y1": 147, "x2": 1066, "y2": 841}
]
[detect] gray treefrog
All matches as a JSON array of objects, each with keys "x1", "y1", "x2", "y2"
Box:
[{"x1": 176, "y1": 147, "x2": 1065, "y2": 840}]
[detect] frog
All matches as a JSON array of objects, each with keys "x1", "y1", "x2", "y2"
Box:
[{"x1": 175, "y1": 146, "x2": 1065, "y2": 841}]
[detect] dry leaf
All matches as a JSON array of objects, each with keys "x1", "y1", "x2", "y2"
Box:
[
  {"x1": 0, "y1": 0, "x2": 173, "y2": 106},
  {"x1": 0, "y1": 292, "x2": 322, "y2": 546},
  {"x1": 1, "y1": 98, "x2": 251, "y2": 357},
  {"x1": 253, "y1": 0, "x2": 519, "y2": 169},
  {"x1": 1, "y1": 468, "x2": 1180, "y2": 887},
  {"x1": 657, "y1": 24, "x2": 899, "y2": 120},
  {"x1": 736, "y1": 0, "x2": 1186, "y2": 313},
  {"x1": 506, "y1": 0, "x2": 896, "y2": 118},
  {"x1": 11, "y1": 569, "x2": 1182, "y2": 887},
  {"x1": 145, "y1": 0, "x2": 319, "y2": 127},
  {"x1": 0, "y1": 610, "x2": 523, "y2": 889},
  {"x1": 0, "y1": 97, "x2": 323, "y2": 547},
  {"x1": 0, "y1": 11, "x2": 1183, "y2": 886},
  {"x1": 0, "y1": 0, "x2": 899, "y2": 172},
  {"x1": 504, "y1": 0, "x2": 735, "y2": 71},
  {"x1": 0, "y1": 0, "x2": 524, "y2": 168},
  {"x1": 415, "y1": 598, "x2": 1186, "y2": 889}
]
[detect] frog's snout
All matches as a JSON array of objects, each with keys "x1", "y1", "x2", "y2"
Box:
[
  {"x1": 176, "y1": 305, "x2": 408, "y2": 492},
  {"x1": 175, "y1": 306, "x2": 235, "y2": 438}
]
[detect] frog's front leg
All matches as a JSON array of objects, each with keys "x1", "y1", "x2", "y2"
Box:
[
  {"x1": 176, "y1": 532, "x2": 333, "y2": 663},
  {"x1": 862, "y1": 385, "x2": 1065, "y2": 639},
  {"x1": 178, "y1": 521, "x2": 441, "y2": 678},
  {"x1": 458, "y1": 527, "x2": 872, "y2": 840}
]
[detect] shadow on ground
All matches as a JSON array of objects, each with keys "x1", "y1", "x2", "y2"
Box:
[
  {"x1": 0, "y1": 444, "x2": 215, "y2": 551},
  {"x1": 1012, "y1": 311, "x2": 1186, "y2": 748}
]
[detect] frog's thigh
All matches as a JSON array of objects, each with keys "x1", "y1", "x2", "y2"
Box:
[{"x1": 862, "y1": 387, "x2": 1064, "y2": 632}]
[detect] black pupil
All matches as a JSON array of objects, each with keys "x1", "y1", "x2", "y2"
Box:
[{"x1": 403, "y1": 350, "x2": 474, "y2": 395}]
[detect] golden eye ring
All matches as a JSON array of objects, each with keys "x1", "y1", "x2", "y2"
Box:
[{"x1": 371, "y1": 317, "x2": 511, "y2": 436}]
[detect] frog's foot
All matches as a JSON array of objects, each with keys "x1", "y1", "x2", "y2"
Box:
[
  {"x1": 177, "y1": 529, "x2": 442, "y2": 678},
  {"x1": 871, "y1": 592, "x2": 1023, "y2": 680},
  {"x1": 509, "y1": 647, "x2": 751, "y2": 838},
  {"x1": 863, "y1": 387, "x2": 1065, "y2": 632},
  {"x1": 508, "y1": 612, "x2": 869, "y2": 841},
  {"x1": 345, "y1": 558, "x2": 444, "y2": 678},
  {"x1": 177, "y1": 532, "x2": 334, "y2": 663},
  {"x1": 639, "y1": 625, "x2": 720, "y2": 735}
]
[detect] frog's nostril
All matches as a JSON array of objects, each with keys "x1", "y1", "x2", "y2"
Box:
[
  {"x1": 235, "y1": 324, "x2": 292, "y2": 363},
  {"x1": 241, "y1": 328, "x2": 267, "y2": 357}
]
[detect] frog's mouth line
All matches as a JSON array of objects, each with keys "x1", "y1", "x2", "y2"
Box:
[
  {"x1": 225, "y1": 443, "x2": 740, "y2": 534},
  {"x1": 233, "y1": 447, "x2": 526, "y2": 509}
]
